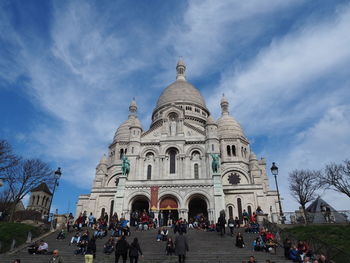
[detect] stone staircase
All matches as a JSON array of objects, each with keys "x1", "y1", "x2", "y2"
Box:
[{"x1": 0, "y1": 227, "x2": 292, "y2": 263}]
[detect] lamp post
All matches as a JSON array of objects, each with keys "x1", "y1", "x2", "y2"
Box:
[
  {"x1": 48, "y1": 167, "x2": 61, "y2": 227},
  {"x1": 270, "y1": 162, "x2": 285, "y2": 224}
]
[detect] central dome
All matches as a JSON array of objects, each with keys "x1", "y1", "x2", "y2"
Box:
[{"x1": 156, "y1": 79, "x2": 207, "y2": 109}]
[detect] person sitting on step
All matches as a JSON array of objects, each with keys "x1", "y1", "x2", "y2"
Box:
[
  {"x1": 104, "y1": 237, "x2": 115, "y2": 255},
  {"x1": 56, "y1": 229, "x2": 66, "y2": 240},
  {"x1": 70, "y1": 231, "x2": 81, "y2": 245},
  {"x1": 161, "y1": 227, "x2": 169, "y2": 241},
  {"x1": 37, "y1": 240, "x2": 48, "y2": 254},
  {"x1": 252, "y1": 237, "x2": 265, "y2": 252},
  {"x1": 235, "y1": 232, "x2": 245, "y2": 248}
]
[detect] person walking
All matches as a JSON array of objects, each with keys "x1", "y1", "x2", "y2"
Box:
[
  {"x1": 85, "y1": 237, "x2": 96, "y2": 263},
  {"x1": 175, "y1": 231, "x2": 189, "y2": 263},
  {"x1": 217, "y1": 213, "x2": 226, "y2": 236},
  {"x1": 129, "y1": 237, "x2": 143, "y2": 263},
  {"x1": 228, "y1": 216, "x2": 235, "y2": 236},
  {"x1": 115, "y1": 235, "x2": 129, "y2": 263},
  {"x1": 48, "y1": 249, "x2": 63, "y2": 263}
]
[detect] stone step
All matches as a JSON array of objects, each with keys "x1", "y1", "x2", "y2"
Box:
[{"x1": 0, "y1": 227, "x2": 291, "y2": 263}]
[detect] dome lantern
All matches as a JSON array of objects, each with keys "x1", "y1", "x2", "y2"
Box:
[
  {"x1": 220, "y1": 93, "x2": 229, "y2": 116},
  {"x1": 176, "y1": 58, "x2": 186, "y2": 81}
]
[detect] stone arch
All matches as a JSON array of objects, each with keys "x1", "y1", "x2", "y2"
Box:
[
  {"x1": 140, "y1": 147, "x2": 159, "y2": 158},
  {"x1": 186, "y1": 145, "x2": 205, "y2": 157},
  {"x1": 162, "y1": 145, "x2": 182, "y2": 155},
  {"x1": 158, "y1": 190, "x2": 183, "y2": 208},
  {"x1": 126, "y1": 191, "x2": 151, "y2": 211},
  {"x1": 222, "y1": 168, "x2": 250, "y2": 185},
  {"x1": 107, "y1": 173, "x2": 121, "y2": 187},
  {"x1": 183, "y1": 190, "x2": 213, "y2": 208}
]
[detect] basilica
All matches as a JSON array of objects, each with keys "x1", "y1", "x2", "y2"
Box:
[{"x1": 76, "y1": 60, "x2": 279, "y2": 223}]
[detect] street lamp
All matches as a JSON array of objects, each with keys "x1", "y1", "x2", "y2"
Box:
[
  {"x1": 48, "y1": 167, "x2": 62, "y2": 224},
  {"x1": 270, "y1": 162, "x2": 285, "y2": 224}
]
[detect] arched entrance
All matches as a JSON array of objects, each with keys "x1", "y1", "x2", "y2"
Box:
[
  {"x1": 188, "y1": 196, "x2": 208, "y2": 222},
  {"x1": 130, "y1": 196, "x2": 149, "y2": 227},
  {"x1": 159, "y1": 196, "x2": 178, "y2": 226}
]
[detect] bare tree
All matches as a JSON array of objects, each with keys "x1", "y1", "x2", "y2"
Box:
[
  {"x1": 3, "y1": 159, "x2": 54, "y2": 222},
  {"x1": 322, "y1": 160, "x2": 350, "y2": 198},
  {"x1": 0, "y1": 140, "x2": 19, "y2": 174},
  {"x1": 289, "y1": 169, "x2": 321, "y2": 223}
]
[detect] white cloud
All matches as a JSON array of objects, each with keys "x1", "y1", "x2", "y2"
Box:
[
  {"x1": 155, "y1": 0, "x2": 302, "y2": 85},
  {"x1": 208, "y1": 4, "x2": 350, "y2": 133}
]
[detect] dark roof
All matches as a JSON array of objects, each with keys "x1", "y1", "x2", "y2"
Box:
[{"x1": 30, "y1": 183, "x2": 52, "y2": 195}]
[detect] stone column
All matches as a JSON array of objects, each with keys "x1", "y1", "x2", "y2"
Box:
[
  {"x1": 115, "y1": 174, "x2": 127, "y2": 216},
  {"x1": 213, "y1": 173, "x2": 225, "y2": 221}
]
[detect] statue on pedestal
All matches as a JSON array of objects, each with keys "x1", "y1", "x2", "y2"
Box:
[
  {"x1": 210, "y1": 153, "x2": 220, "y2": 173},
  {"x1": 121, "y1": 155, "x2": 130, "y2": 176}
]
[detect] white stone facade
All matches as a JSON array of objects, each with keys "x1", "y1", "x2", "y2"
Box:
[{"x1": 76, "y1": 60, "x2": 279, "y2": 223}]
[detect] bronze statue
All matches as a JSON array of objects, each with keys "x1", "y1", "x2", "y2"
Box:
[
  {"x1": 210, "y1": 153, "x2": 220, "y2": 173},
  {"x1": 121, "y1": 155, "x2": 130, "y2": 176}
]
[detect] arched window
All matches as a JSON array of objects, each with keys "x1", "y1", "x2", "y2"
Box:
[
  {"x1": 124, "y1": 148, "x2": 127, "y2": 154},
  {"x1": 228, "y1": 206, "x2": 233, "y2": 218},
  {"x1": 32, "y1": 196, "x2": 35, "y2": 205},
  {"x1": 120, "y1": 149, "x2": 124, "y2": 160},
  {"x1": 110, "y1": 200, "x2": 114, "y2": 218},
  {"x1": 42, "y1": 196, "x2": 45, "y2": 205},
  {"x1": 147, "y1": 165, "x2": 152, "y2": 180},
  {"x1": 227, "y1": 145, "x2": 231, "y2": 156},
  {"x1": 194, "y1": 163, "x2": 199, "y2": 179},
  {"x1": 211, "y1": 144, "x2": 214, "y2": 151},
  {"x1": 169, "y1": 149, "x2": 177, "y2": 174},
  {"x1": 45, "y1": 198, "x2": 49, "y2": 207},
  {"x1": 247, "y1": 205, "x2": 252, "y2": 217},
  {"x1": 101, "y1": 208, "x2": 105, "y2": 219},
  {"x1": 36, "y1": 196, "x2": 40, "y2": 205},
  {"x1": 232, "y1": 145, "x2": 236, "y2": 156},
  {"x1": 237, "y1": 198, "x2": 243, "y2": 223}
]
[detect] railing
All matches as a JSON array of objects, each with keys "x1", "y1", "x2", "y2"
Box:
[
  {"x1": 269, "y1": 210, "x2": 350, "y2": 225},
  {"x1": 263, "y1": 219, "x2": 350, "y2": 262}
]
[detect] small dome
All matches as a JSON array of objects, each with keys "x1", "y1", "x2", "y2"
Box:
[
  {"x1": 156, "y1": 79, "x2": 207, "y2": 110},
  {"x1": 113, "y1": 120, "x2": 131, "y2": 142},
  {"x1": 217, "y1": 114, "x2": 245, "y2": 139},
  {"x1": 113, "y1": 117, "x2": 142, "y2": 142},
  {"x1": 206, "y1": 115, "x2": 216, "y2": 126},
  {"x1": 249, "y1": 152, "x2": 257, "y2": 161},
  {"x1": 130, "y1": 117, "x2": 142, "y2": 129}
]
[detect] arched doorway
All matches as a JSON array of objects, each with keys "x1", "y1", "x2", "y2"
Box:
[
  {"x1": 188, "y1": 196, "x2": 208, "y2": 222},
  {"x1": 159, "y1": 196, "x2": 178, "y2": 226},
  {"x1": 130, "y1": 196, "x2": 149, "y2": 227}
]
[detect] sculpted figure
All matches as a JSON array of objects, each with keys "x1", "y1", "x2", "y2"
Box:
[
  {"x1": 121, "y1": 155, "x2": 130, "y2": 176},
  {"x1": 210, "y1": 153, "x2": 220, "y2": 173}
]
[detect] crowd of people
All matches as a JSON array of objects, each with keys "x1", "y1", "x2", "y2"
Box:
[{"x1": 20, "y1": 208, "x2": 333, "y2": 263}]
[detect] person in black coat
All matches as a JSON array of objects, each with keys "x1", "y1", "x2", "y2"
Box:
[
  {"x1": 115, "y1": 235, "x2": 129, "y2": 263},
  {"x1": 175, "y1": 231, "x2": 189, "y2": 263},
  {"x1": 85, "y1": 237, "x2": 96, "y2": 262},
  {"x1": 129, "y1": 237, "x2": 143, "y2": 263},
  {"x1": 217, "y1": 214, "x2": 226, "y2": 236}
]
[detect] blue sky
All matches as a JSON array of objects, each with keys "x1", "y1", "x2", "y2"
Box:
[{"x1": 1, "y1": 0, "x2": 350, "y2": 214}]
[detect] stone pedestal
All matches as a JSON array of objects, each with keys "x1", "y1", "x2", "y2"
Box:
[
  {"x1": 115, "y1": 175, "x2": 127, "y2": 216},
  {"x1": 213, "y1": 173, "x2": 225, "y2": 221},
  {"x1": 256, "y1": 213, "x2": 268, "y2": 225}
]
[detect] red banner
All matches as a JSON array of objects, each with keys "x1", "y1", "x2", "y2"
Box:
[{"x1": 150, "y1": 186, "x2": 159, "y2": 211}]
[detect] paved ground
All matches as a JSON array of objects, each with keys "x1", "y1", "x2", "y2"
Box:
[{"x1": 0, "y1": 227, "x2": 292, "y2": 263}]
